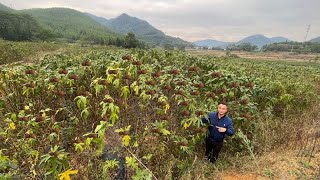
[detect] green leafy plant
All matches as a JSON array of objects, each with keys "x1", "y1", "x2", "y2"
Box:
[{"x1": 39, "y1": 145, "x2": 69, "y2": 178}]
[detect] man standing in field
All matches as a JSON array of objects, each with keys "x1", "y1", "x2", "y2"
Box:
[{"x1": 201, "y1": 102, "x2": 234, "y2": 164}]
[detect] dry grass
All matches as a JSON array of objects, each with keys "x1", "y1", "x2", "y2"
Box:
[
  {"x1": 217, "y1": 103, "x2": 319, "y2": 179},
  {"x1": 187, "y1": 49, "x2": 320, "y2": 62},
  {"x1": 179, "y1": 143, "x2": 319, "y2": 179},
  {"x1": 177, "y1": 100, "x2": 320, "y2": 180},
  {"x1": 212, "y1": 150, "x2": 319, "y2": 179}
]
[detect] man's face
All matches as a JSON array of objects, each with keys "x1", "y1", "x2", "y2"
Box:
[{"x1": 218, "y1": 104, "x2": 227, "y2": 115}]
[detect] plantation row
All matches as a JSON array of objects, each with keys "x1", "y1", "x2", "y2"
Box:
[{"x1": 0, "y1": 49, "x2": 319, "y2": 179}]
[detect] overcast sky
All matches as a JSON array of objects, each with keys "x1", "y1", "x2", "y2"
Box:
[{"x1": 1, "y1": 0, "x2": 319, "y2": 42}]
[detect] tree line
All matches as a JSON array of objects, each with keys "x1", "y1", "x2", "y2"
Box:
[{"x1": 262, "y1": 42, "x2": 320, "y2": 53}]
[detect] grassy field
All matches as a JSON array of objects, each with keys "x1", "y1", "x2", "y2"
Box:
[
  {"x1": 0, "y1": 42, "x2": 319, "y2": 179},
  {"x1": 188, "y1": 49, "x2": 320, "y2": 63}
]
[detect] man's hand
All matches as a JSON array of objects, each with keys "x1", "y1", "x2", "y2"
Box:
[{"x1": 216, "y1": 126, "x2": 226, "y2": 132}]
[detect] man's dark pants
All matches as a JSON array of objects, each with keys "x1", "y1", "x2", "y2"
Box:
[{"x1": 205, "y1": 137, "x2": 223, "y2": 164}]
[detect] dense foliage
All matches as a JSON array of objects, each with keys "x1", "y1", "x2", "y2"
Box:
[
  {"x1": 1, "y1": 47, "x2": 319, "y2": 179},
  {"x1": 226, "y1": 43, "x2": 258, "y2": 52},
  {"x1": 262, "y1": 42, "x2": 320, "y2": 53},
  {"x1": 0, "y1": 7, "x2": 146, "y2": 48},
  {"x1": 0, "y1": 11, "x2": 54, "y2": 41}
]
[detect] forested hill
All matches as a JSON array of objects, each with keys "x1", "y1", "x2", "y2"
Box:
[
  {"x1": 87, "y1": 13, "x2": 192, "y2": 47},
  {"x1": 0, "y1": 3, "x2": 190, "y2": 48},
  {"x1": 20, "y1": 8, "x2": 119, "y2": 43},
  {"x1": 0, "y1": 11, "x2": 54, "y2": 41},
  {"x1": 0, "y1": 3, "x2": 145, "y2": 47}
]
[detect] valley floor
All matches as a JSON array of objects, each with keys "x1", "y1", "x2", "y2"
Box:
[{"x1": 187, "y1": 49, "x2": 320, "y2": 63}]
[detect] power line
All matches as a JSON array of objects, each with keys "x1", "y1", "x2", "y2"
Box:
[
  {"x1": 291, "y1": 24, "x2": 311, "y2": 53},
  {"x1": 304, "y1": 24, "x2": 311, "y2": 42}
]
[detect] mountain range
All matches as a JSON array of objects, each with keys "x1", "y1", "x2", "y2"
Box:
[
  {"x1": 0, "y1": 3, "x2": 12, "y2": 11},
  {"x1": 309, "y1": 37, "x2": 320, "y2": 43},
  {"x1": 194, "y1": 34, "x2": 292, "y2": 49},
  {"x1": 86, "y1": 13, "x2": 191, "y2": 47},
  {"x1": 0, "y1": 3, "x2": 191, "y2": 47},
  {"x1": 20, "y1": 8, "x2": 118, "y2": 41},
  {"x1": 0, "y1": 2, "x2": 319, "y2": 48}
]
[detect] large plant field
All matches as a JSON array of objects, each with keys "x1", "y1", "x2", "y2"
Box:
[{"x1": 1, "y1": 47, "x2": 319, "y2": 179}]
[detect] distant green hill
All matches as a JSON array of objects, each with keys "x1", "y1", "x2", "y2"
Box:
[
  {"x1": 0, "y1": 2, "x2": 121, "y2": 44},
  {"x1": 0, "y1": 2, "x2": 188, "y2": 47},
  {"x1": 0, "y1": 10, "x2": 54, "y2": 41},
  {"x1": 193, "y1": 39, "x2": 231, "y2": 48},
  {"x1": 309, "y1": 37, "x2": 320, "y2": 43},
  {"x1": 235, "y1": 34, "x2": 290, "y2": 48},
  {"x1": 0, "y1": 3, "x2": 13, "y2": 11},
  {"x1": 20, "y1": 8, "x2": 119, "y2": 43},
  {"x1": 194, "y1": 35, "x2": 290, "y2": 49},
  {"x1": 87, "y1": 13, "x2": 192, "y2": 47},
  {"x1": 85, "y1": 13, "x2": 110, "y2": 26}
]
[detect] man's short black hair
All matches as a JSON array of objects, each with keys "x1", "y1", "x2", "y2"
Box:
[{"x1": 218, "y1": 101, "x2": 228, "y2": 106}]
